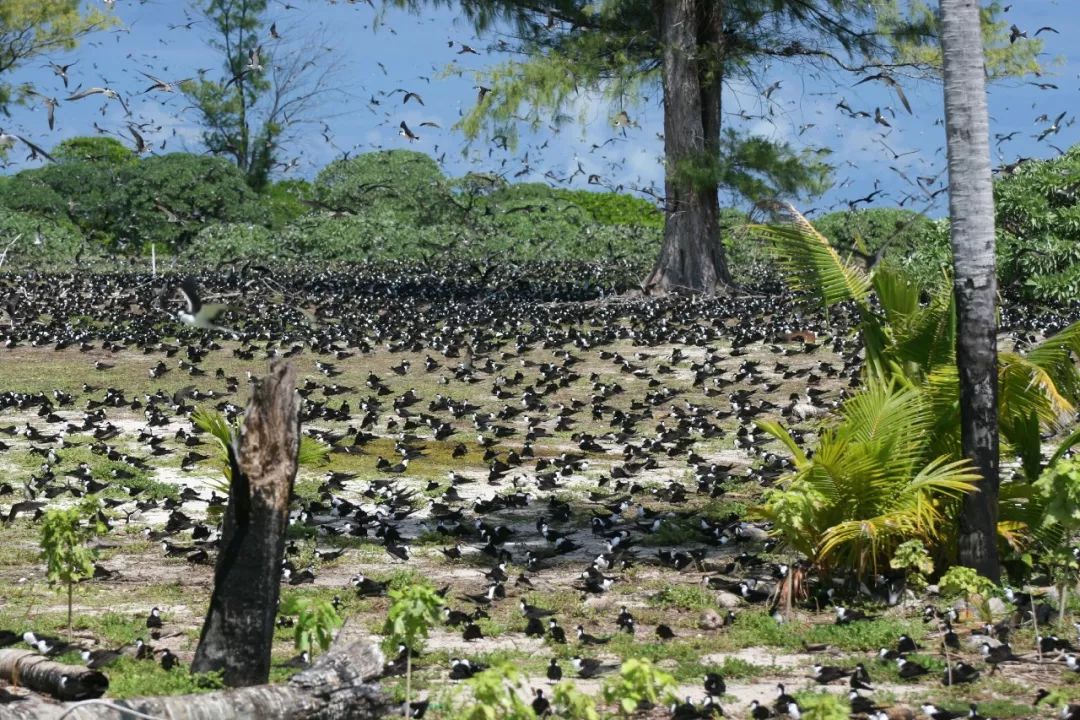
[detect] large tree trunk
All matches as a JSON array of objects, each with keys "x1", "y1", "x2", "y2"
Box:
[
  {"x1": 644, "y1": 0, "x2": 731, "y2": 294},
  {"x1": 0, "y1": 622, "x2": 386, "y2": 719},
  {"x1": 192, "y1": 360, "x2": 301, "y2": 685},
  {"x1": 940, "y1": 0, "x2": 1001, "y2": 581}
]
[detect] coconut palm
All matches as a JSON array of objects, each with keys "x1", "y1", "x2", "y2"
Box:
[
  {"x1": 756, "y1": 377, "x2": 979, "y2": 576},
  {"x1": 750, "y1": 203, "x2": 1080, "y2": 575},
  {"x1": 940, "y1": 0, "x2": 1005, "y2": 580}
]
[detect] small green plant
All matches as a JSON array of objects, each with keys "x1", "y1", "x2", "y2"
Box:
[
  {"x1": 279, "y1": 594, "x2": 343, "y2": 655},
  {"x1": 384, "y1": 584, "x2": 445, "y2": 718},
  {"x1": 890, "y1": 539, "x2": 934, "y2": 592},
  {"x1": 602, "y1": 658, "x2": 678, "y2": 716},
  {"x1": 939, "y1": 566, "x2": 1000, "y2": 621},
  {"x1": 192, "y1": 407, "x2": 329, "y2": 498},
  {"x1": 1032, "y1": 455, "x2": 1080, "y2": 623},
  {"x1": 458, "y1": 664, "x2": 535, "y2": 720},
  {"x1": 551, "y1": 681, "x2": 600, "y2": 720},
  {"x1": 40, "y1": 498, "x2": 107, "y2": 639},
  {"x1": 792, "y1": 691, "x2": 849, "y2": 720}
]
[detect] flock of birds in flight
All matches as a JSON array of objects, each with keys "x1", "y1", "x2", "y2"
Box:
[
  {"x1": 0, "y1": 2, "x2": 1073, "y2": 216},
  {"x1": 0, "y1": 264, "x2": 1079, "y2": 718}
]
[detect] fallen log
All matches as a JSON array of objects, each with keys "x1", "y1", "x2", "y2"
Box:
[
  {"x1": 0, "y1": 627, "x2": 386, "y2": 719},
  {"x1": 0, "y1": 650, "x2": 107, "y2": 701}
]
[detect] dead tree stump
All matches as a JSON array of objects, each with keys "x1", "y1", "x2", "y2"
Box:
[{"x1": 191, "y1": 360, "x2": 300, "y2": 686}]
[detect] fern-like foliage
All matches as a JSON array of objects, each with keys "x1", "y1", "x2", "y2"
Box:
[
  {"x1": 755, "y1": 378, "x2": 979, "y2": 576},
  {"x1": 191, "y1": 406, "x2": 327, "y2": 495}
]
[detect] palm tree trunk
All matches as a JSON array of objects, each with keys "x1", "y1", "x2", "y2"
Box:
[
  {"x1": 644, "y1": 0, "x2": 731, "y2": 294},
  {"x1": 940, "y1": 0, "x2": 1001, "y2": 581}
]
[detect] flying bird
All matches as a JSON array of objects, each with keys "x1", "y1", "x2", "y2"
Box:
[
  {"x1": 47, "y1": 60, "x2": 78, "y2": 87},
  {"x1": 399, "y1": 121, "x2": 420, "y2": 141},
  {"x1": 853, "y1": 73, "x2": 912, "y2": 115},
  {"x1": 163, "y1": 277, "x2": 234, "y2": 332},
  {"x1": 66, "y1": 86, "x2": 130, "y2": 115},
  {"x1": 0, "y1": 130, "x2": 54, "y2": 162}
]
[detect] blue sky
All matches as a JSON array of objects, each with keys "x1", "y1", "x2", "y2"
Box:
[{"x1": 1, "y1": 0, "x2": 1077, "y2": 218}]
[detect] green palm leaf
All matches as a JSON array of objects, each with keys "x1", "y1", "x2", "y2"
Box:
[
  {"x1": 750, "y1": 202, "x2": 871, "y2": 309},
  {"x1": 1024, "y1": 319, "x2": 1080, "y2": 408}
]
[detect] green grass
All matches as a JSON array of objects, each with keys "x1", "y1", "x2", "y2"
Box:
[
  {"x1": 648, "y1": 584, "x2": 716, "y2": 611},
  {"x1": 105, "y1": 659, "x2": 225, "y2": 699}
]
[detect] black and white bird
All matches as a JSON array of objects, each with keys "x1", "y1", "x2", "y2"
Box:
[
  {"x1": 942, "y1": 661, "x2": 980, "y2": 685},
  {"x1": 848, "y1": 690, "x2": 881, "y2": 715},
  {"x1": 166, "y1": 278, "x2": 233, "y2": 332},
  {"x1": 897, "y1": 657, "x2": 929, "y2": 679},
  {"x1": 921, "y1": 704, "x2": 963, "y2": 720},
  {"x1": 850, "y1": 663, "x2": 873, "y2": 691},
  {"x1": 704, "y1": 671, "x2": 725, "y2": 697},
  {"x1": 812, "y1": 663, "x2": 849, "y2": 684}
]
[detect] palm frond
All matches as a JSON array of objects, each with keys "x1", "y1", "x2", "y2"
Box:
[
  {"x1": 756, "y1": 419, "x2": 809, "y2": 468},
  {"x1": 299, "y1": 436, "x2": 330, "y2": 467},
  {"x1": 1049, "y1": 425, "x2": 1080, "y2": 467},
  {"x1": 1024, "y1": 319, "x2": 1080, "y2": 408},
  {"x1": 192, "y1": 406, "x2": 236, "y2": 456},
  {"x1": 889, "y1": 288, "x2": 955, "y2": 376},
  {"x1": 872, "y1": 266, "x2": 921, "y2": 324},
  {"x1": 999, "y1": 352, "x2": 1075, "y2": 429},
  {"x1": 749, "y1": 202, "x2": 871, "y2": 309}
]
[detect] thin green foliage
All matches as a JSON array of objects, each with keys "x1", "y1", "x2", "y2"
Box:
[
  {"x1": 40, "y1": 498, "x2": 107, "y2": 639},
  {"x1": 278, "y1": 594, "x2": 343, "y2": 654}
]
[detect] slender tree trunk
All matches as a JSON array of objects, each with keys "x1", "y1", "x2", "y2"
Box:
[
  {"x1": 192, "y1": 360, "x2": 301, "y2": 685},
  {"x1": 644, "y1": 0, "x2": 731, "y2": 294},
  {"x1": 940, "y1": 0, "x2": 1001, "y2": 581}
]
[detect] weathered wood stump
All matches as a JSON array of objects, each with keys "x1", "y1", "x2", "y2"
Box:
[
  {"x1": 192, "y1": 360, "x2": 300, "y2": 686},
  {"x1": 0, "y1": 650, "x2": 107, "y2": 701}
]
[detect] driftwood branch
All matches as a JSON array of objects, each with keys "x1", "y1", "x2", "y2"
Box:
[
  {"x1": 0, "y1": 650, "x2": 107, "y2": 702},
  {"x1": 192, "y1": 360, "x2": 301, "y2": 686},
  {"x1": 0, "y1": 625, "x2": 386, "y2": 719}
]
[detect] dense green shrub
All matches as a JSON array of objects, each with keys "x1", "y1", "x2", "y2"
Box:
[
  {"x1": 812, "y1": 208, "x2": 947, "y2": 285},
  {"x1": 995, "y1": 146, "x2": 1080, "y2": 303},
  {"x1": 0, "y1": 208, "x2": 83, "y2": 266},
  {"x1": 51, "y1": 136, "x2": 136, "y2": 165},
  {"x1": 261, "y1": 179, "x2": 314, "y2": 228},
  {"x1": 553, "y1": 188, "x2": 663, "y2": 228},
  {"x1": 107, "y1": 154, "x2": 263, "y2": 251},
  {"x1": 279, "y1": 213, "x2": 409, "y2": 262},
  {"x1": 0, "y1": 171, "x2": 69, "y2": 218},
  {"x1": 181, "y1": 223, "x2": 282, "y2": 265},
  {"x1": 314, "y1": 150, "x2": 458, "y2": 225},
  {"x1": 12, "y1": 162, "x2": 120, "y2": 242}
]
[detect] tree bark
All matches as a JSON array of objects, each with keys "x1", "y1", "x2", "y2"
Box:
[
  {"x1": 643, "y1": 0, "x2": 731, "y2": 294},
  {"x1": 0, "y1": 650, "x2": 108, "y2": 701},
  {"x1": 940, "y1": 0, "x2": 1001, "y2": 581},
  {"x1": 192, "y1": 360, "x2": 301, "y2": 685},
  {"x1": 0, "y1": 624, "x2": 386, "y2": 719}
]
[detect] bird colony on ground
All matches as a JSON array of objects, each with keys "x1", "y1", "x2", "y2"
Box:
[{"x1": 1, "y1": 262, "x2": 1079, "y2": 718}]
